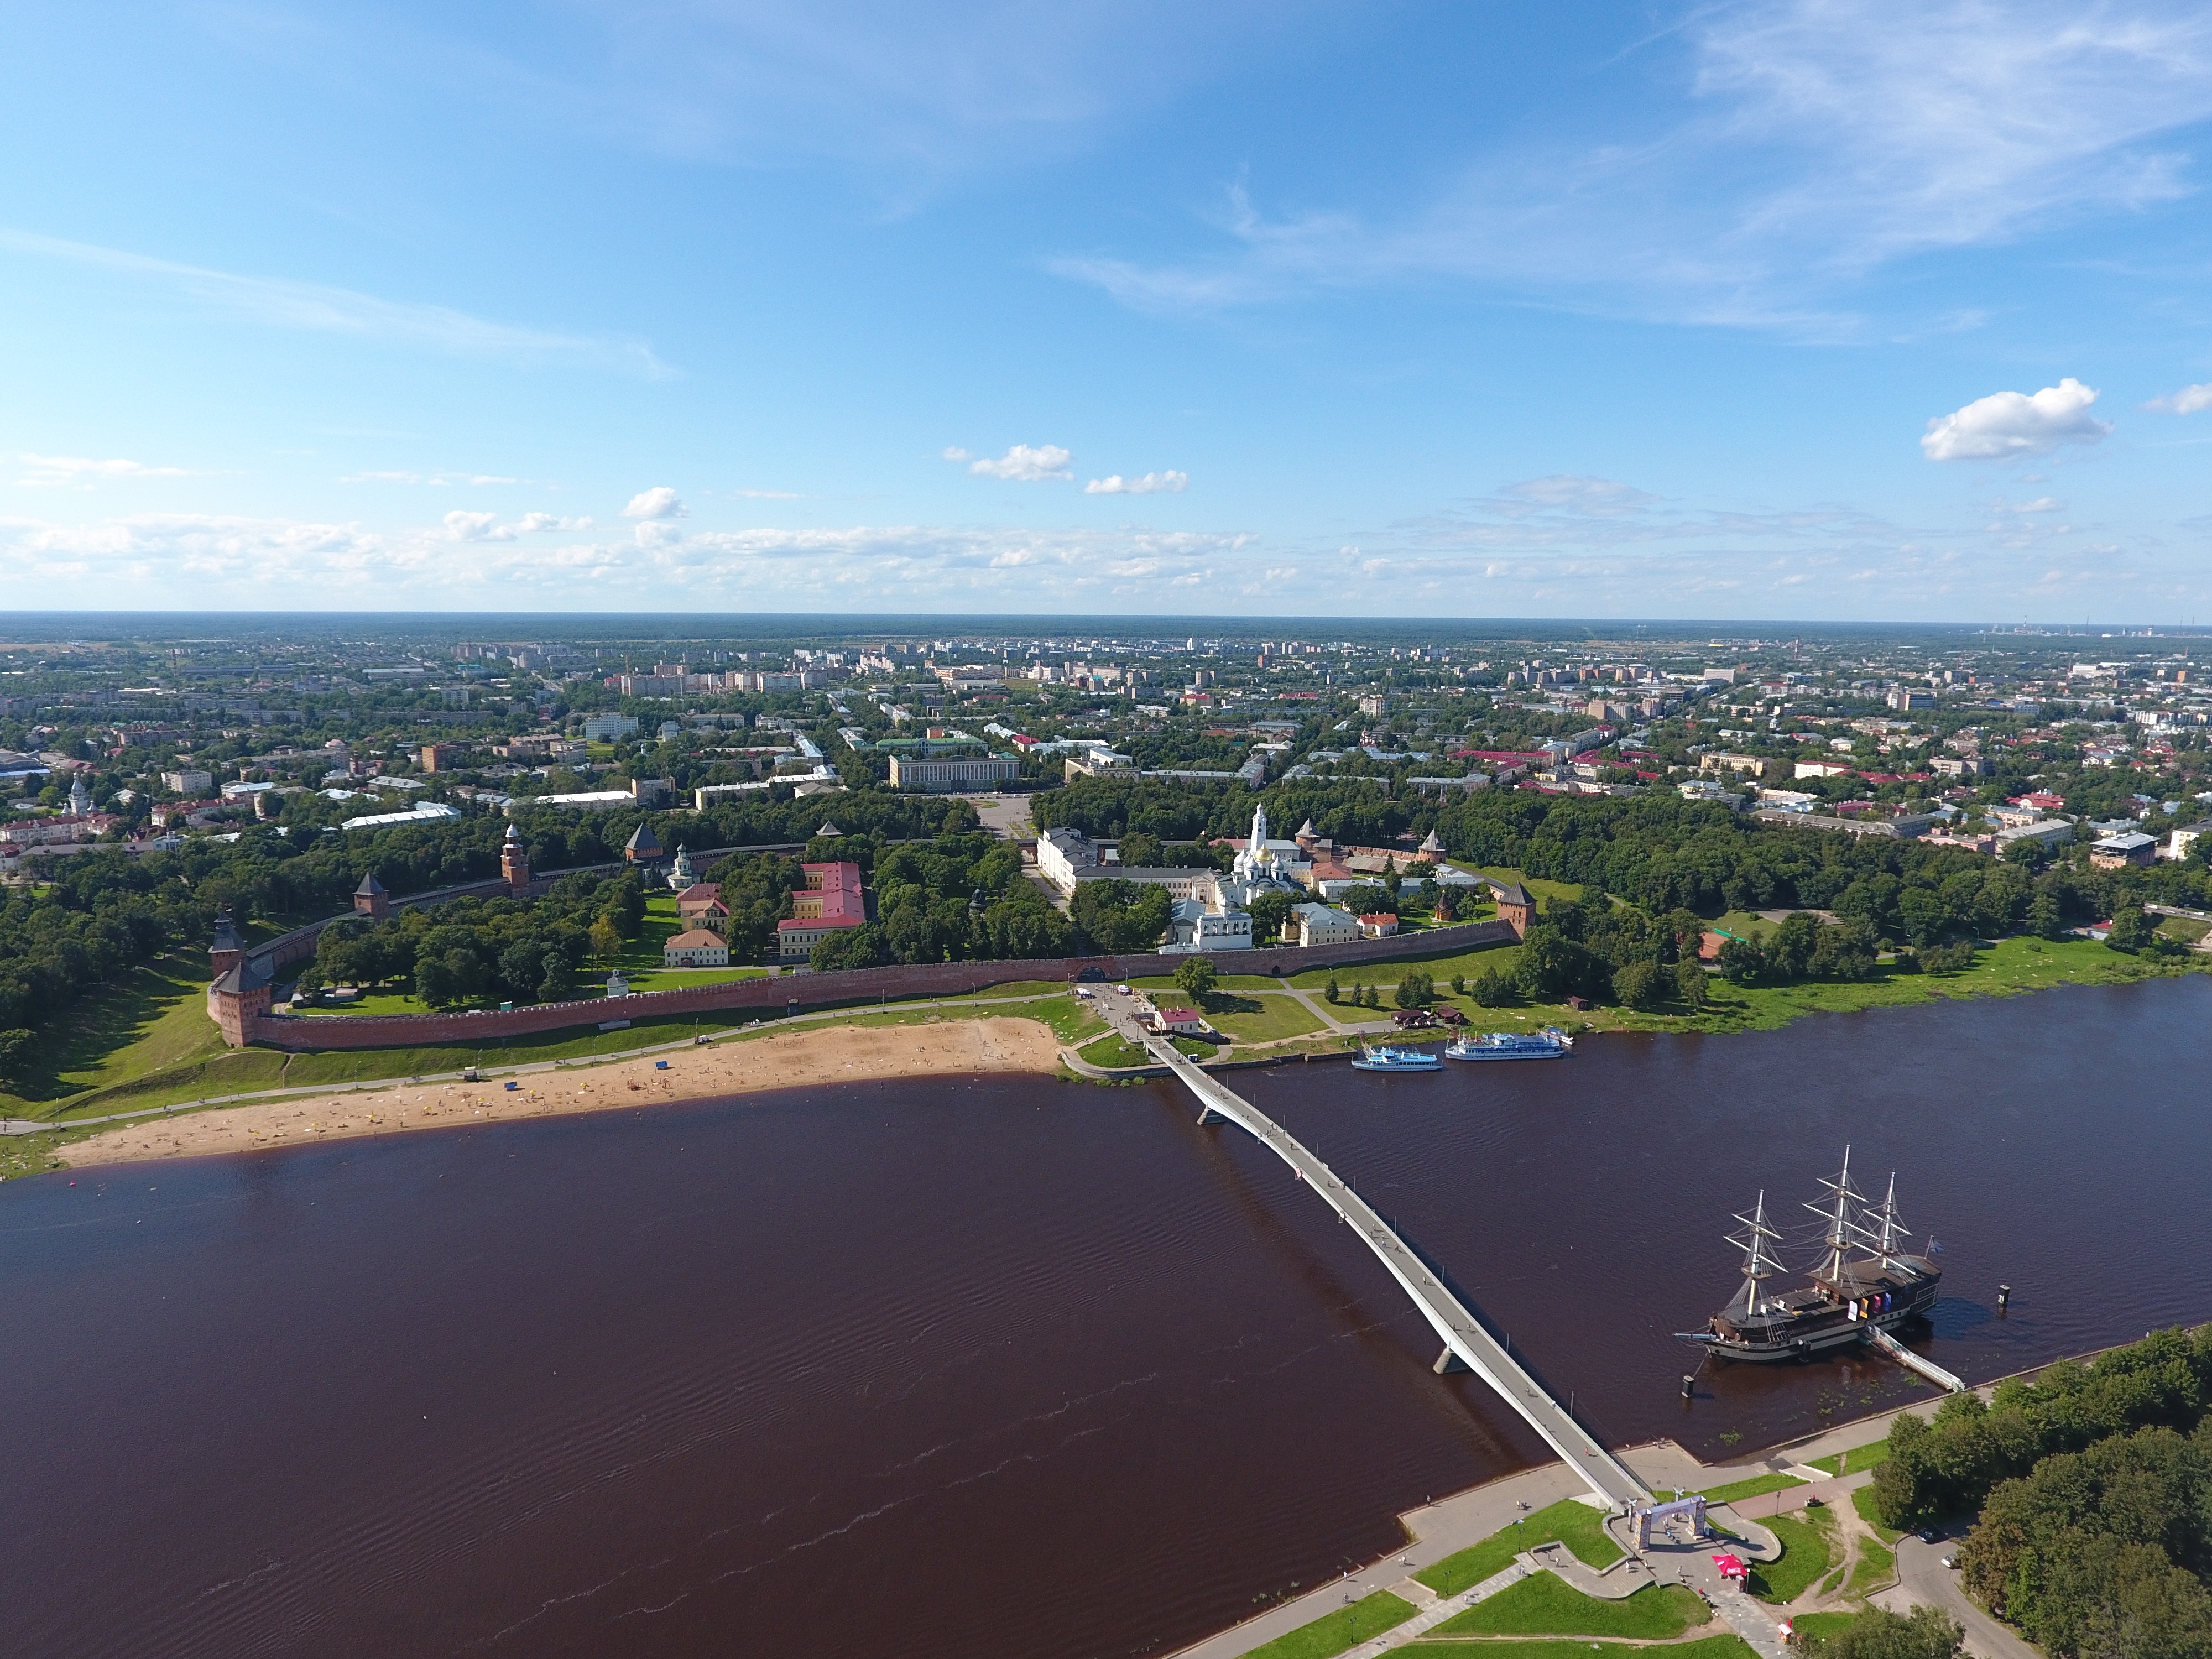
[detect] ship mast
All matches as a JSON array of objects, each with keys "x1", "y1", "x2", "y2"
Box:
[
  {"x1": 1865, "y1": 1172, "x2": 1914, "y2": 1274},
  {"x1": 1726, "y1": 1191, "x2": 1787, "y2": 1318},
  {"x1": 1807, "y1": 1146, "x2": 1872, "y2": 1286}
]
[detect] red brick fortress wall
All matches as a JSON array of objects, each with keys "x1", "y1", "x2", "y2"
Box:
[{"x1": 239, "y1": 920, "x2": 1519, "y2": 1051}]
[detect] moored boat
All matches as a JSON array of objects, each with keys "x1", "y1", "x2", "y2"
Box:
[
  {"x1": 1677, "y1": 1149, "x2": 1942, "y2": 1363},
  {"x1": 1349, "y1": 1043, "x2": 1443, "y2": 1072},
  {"x1": 1444, "y1": 1027, "x2": 1572, "y2": 1061}
]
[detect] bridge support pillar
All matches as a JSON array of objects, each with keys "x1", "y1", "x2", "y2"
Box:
[
  {"x1": 1195, "y1": 1105, "x2": 1229, "y2": 1125},
  {"x1": 1433, "y1": 1344, "x2": 1471, "y2": 1375}
]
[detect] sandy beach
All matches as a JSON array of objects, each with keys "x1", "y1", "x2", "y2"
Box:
[{"x1": 57, "y1": 1016, "x2": 1066, "y2": 1171}]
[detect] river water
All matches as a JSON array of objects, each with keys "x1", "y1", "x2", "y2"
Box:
[{"x1": 5, "y1": 977, "x2": 2208, "y2": 1658}]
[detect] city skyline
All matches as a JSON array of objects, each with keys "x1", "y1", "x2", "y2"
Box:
[{"x1": 6, "y1": 2, "x2": 2212, "y2": 619}]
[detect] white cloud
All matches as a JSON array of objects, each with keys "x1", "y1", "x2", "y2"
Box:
[
  {"x1": 1084, "y1": 470, "x2": 1188, "y2": 494},
  {"x1": 966, "y1": 444, "x2": 1073, "y2": 481},
  {"x1": 940, "y1": 446, "x2": 973, "y2": 461},
  {"x1": 622, "y1": 486, "x2": 688, "y2": 519},
  {"x1": 448, "y1": 508, "x2": 593, "y2": 540},
  {"x1": 444, "y1": 510, "x2": 509, "y2": 542},
  {"x1": 1994, "y1": 497, "x2": 2065, "y2": 514},
  {"x1": 1051, "y1": 2, "x2": 2212, "y2": 328},
  {"x1": 2147, "y1": 382, "x2": 2212, "y2": 413},
  {"x1": 18, "y1": 453, "x2": 194, "y2": 486},
  {"x1": 0, "y1": 228, "x2": 675, "y2": 377},
  {"x1": 1922, "y1": 378, "x2": 2111, "y2": 461}
]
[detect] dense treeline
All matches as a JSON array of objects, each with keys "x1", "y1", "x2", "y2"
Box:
[
  {"x1": 1871, "y1": 1326, "x2": 2212, "y2": 1659},
  {"x1": 798, "y1": 832, "x2": 1076, "y2": 969},
  {"x1": 306, "y1": 870, "x2": 654, "y2": 1008},
  {"x1": 1875, "y1": 1327, "x2": 2212, "y2": 1526}
]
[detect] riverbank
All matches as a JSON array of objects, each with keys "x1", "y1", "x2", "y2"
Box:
[{"x1": 51, "y1": 1016, "x2": 1064, "y2": 1171}]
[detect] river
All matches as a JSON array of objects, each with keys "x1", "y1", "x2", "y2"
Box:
[{"x1": 4, "y1": 976, "x2": 2206, "y2": 1657}]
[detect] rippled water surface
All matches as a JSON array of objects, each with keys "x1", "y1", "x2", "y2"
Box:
[{"x1": 4, "y1": 976, "x2": 2208, "y2": 1658}]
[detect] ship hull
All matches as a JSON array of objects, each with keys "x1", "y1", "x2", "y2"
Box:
[{"x1": 1701, "y1": 1304, "x2": 1928, "y2": 1363}]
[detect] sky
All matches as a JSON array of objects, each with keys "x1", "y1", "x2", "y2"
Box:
[{"x1": 4, "y1": 1, "x2": 2212, "y2": 622}]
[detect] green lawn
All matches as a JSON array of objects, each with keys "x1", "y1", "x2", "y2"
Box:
[
  {"x1": 1701, "y1": 1472, "x2": 1809, "y2": 1505},
  {"x1": 1416, "y1": 1500, "x2": 1624, "y2": 1596},
  {"x1": 1432, "y1": 1574, "x2": 1705, "y2": 1639},
  {"x1": 1243, "y1": 1590, "x2": 1416, "y2": 1659},
  {"x1": 1472, "y1": 867, "x2": 1586, "y2": 905},
  {"x1": 0, "y1": 951, "x2": 229, "y2": 1112},
  {"x1": 1077, "y1": 1033, "x2": 1152, "y2": 1069},
  {"x1": 1201, "y1": 992, "x2": 1327, "y2": 1044},
  {"x1": 1849, "y1": 1485, "x2": 1902, "y2": 1545},
  {"x1": 1749, "y1": 1510, "x2": 1834, "y2": 1605},
  {"x1": 1405, "y1": 1639, "x2": 1755, "y2": 1659},
  {"x1": 1846, "y1": 1535, "x2": 1896, "y2": 1598},
  {"x1": 1806, "y1": 1441, "x2": 1891, "y2": 1478},
  {"x1": 1286, "y1": 940, "x2": 1519, "y2": 990}
]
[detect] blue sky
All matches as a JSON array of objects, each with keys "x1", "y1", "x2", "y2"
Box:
[{"x1": 4, "y1": 0, "x2": 2212, "y2": 620}]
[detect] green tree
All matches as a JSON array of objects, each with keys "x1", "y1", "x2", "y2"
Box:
[
  {"x1": 1801, "y1": 1605, "x2": 1963, "y2": 1659},
  {"x1": 1324, "y1": 974, "x2": 1340, "y2": 1004},
  {"x1": 1717, "y1": 935, "x2": 1767, "y2": 986},
  {"x1": 1246, "y1": 889, "x2": 1293, "y2": 945},
  {"x1": 587, "y1": 914, "x2": 623, "y2": 963},
  {"x1": 1611, "y1": 958, "x2": 1665, "y2": 1009},
  {"x1": 0, "y1": 1027, "x2": 36, "y2": 1091},
  {"x1": 2106, "y1": 905, "x2": 2157, "y2": 953},
  {"x1": 1173, "y1": 955, "x2": 1217, "y2": 1002},
  {"x1": 1672, "y1": 958, "x2": 1708, "y2": 1008},
  {"x1": 1392, "y1": 969, "x2": 1433, "y2": 1008},
  {"x1": 1472, "y1": 968, "x2": 1514, "y2": 1007},
  {"x1": 1117, "y1": 830, "x2": 1162, "y2": 867}
]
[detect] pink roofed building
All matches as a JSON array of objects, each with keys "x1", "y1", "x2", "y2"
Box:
[{"x1": 777, "y1": 861, "x2": 868, "y2": 960}]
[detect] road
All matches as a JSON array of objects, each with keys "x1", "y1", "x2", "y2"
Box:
[{"x1": 1878, "y1": 1537, "x2": 2042, "y2": 1659}]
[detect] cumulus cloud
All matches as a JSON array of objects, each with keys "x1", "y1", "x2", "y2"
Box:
[
  {"x1": 622, "y1": 486, "x2": 687, "y2": 519},
  {"x1": 1084, "y1": 470, "x2": 1188, "y2": 494},
  {"x1": 517, "y1": 511, "x2": 591, "y2": 532},
  {"x1": 1994, "y1": 497, "x2": 2064, "y2": 514},
  {"x1": 2147, "y1": 382, "x2": 2212, "y2": 414},
  {"x1": 18, "y1": 453, "x2": 194, "y2": 486},
  {"x1": 963, "y1": 444, "x2": 1073, "y2": 481},
  {"x1": 940, "y1": 446, "x2": 973, "y2": 461},
  {"x1": 1921, "y1": 379, "x2": 2111, "y2": 461}
]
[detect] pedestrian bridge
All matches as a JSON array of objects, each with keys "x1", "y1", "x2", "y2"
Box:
[{"x1": 1145, "y1": 1036, "x2": 1651, "y2": 1510}]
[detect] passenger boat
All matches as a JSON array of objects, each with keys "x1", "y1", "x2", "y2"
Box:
[
  {"x1": 1677, "y1": 1149, "x2": 1943, "y2": 1363},
  {"x1": 1444, "y1": 1027, "x2": 1572, "y2": 1061},
  {"x1": 1349, "y1": 1043, "x2": 1443, "y2": 1072}
]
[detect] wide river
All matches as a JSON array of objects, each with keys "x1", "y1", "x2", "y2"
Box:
[{"x1": 6, "y1": 977, "x2": 2208, "y2": 1658}]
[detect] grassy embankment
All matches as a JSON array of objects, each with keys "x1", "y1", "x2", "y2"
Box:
[
  {"x1": 1240, "y1": 1591, "x2": 1416, "y2": 1659},
  {"x1": 1432, "y1": 1574, "x2": 1708, "y2": 1639},
  {"x1": 1415, "y1": 1499, "x2": 1623, "y2": 1596},
  {"x1": 1806, "y1": 1440, "x2": 1892, "y2": 1478},
  {"x1": 1747, "y1": 1508, "x2": 1835, "y2": 1604}
]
